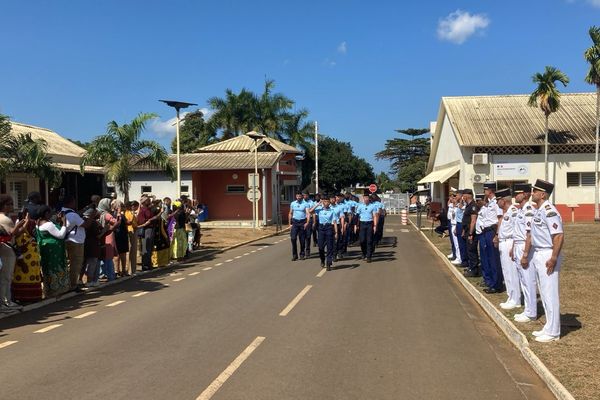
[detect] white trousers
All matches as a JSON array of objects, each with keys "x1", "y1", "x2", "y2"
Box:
[
  {"x1": 450, "y1": 223, "x2": 461, "y2": 263},
  {"x1": 513, "y1": 241, "x2": 537, "y2": 318},
  {"x1": 0, "y1": 243, "x2": 16, "y2": 303},
  {"x1": 499, "y1": 239, "x2": 521, "y2": 305},
  {"x1": 531, "y1": 248, "x2": 561, "y2": 337}
]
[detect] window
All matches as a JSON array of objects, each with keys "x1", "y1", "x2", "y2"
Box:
[
  {"x1": 226, "y1": 185, "x2": 245, "y2": 193},
  {"x1": 567, "y1": 172, "x2": 596, "y2": 187},
  {"x1": 141, "y1": 186, "x2": 152, "y2": 194},
  {"x1": 8, "y1": 181, "x2": 26, "y2": 209},
  {"x1": 181, "y1": 185, "x2": 189, "y2": 193}
]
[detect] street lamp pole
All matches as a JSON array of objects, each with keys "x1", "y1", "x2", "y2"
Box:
[
  {"x1": 159, "y1": 100, "x2": 197, "y2": 198},
  {"x1": 315, "y1": 121, "x2": 319, "y2": 194},
  {"x1": 246, "y1": 131, "x2": 266, "y2": 229}
]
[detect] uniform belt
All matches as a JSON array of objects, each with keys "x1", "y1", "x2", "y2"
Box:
[
  {"x1": 498, "y1": 237, "x2": 512, "y2": 242},
  {"x1": 513, "y1": 239, "x2": 526, "y2": 243},
  {"x1": 360, "y1": 221, "x2": 373, "y2": 224},
  {"x1": 292, "y1": 219, "x2": 305, "y2": 222},
  {"x1": 482, "y1": 225, "x2": 497, "y2": 233},
  {"x1": 319, "y1": 223, "x2": 333, "y2": 227}
]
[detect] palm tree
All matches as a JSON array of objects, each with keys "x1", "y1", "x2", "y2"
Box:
[
  {"x1": 0, "y1": 114, "x2": 62, "y2": 187},
  {"x1": 584, "y1": 25, "x2": 600, "y2": 221},
  {"x1": 281, "y1": 109, "x2": 314, "y2": 150},
  {"x1": 255, "y1": 79, "x2": 294, "y2": 139},
  {"x1": 207, "y1": 88, "x2": 258, "y2": 139},
  {"x1": 80, "y1": 112, "x2": 175, "y2": 201},
  {"x1": 528, "y1": 66, "x2": 570, "y2": 181}
]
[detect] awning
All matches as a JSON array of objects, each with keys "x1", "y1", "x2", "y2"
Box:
[
  {"x1": 55, "y1": 163, "x2": 105, "y2": 174},
  {"x1": 418, "y1": 164, "x2": 460, "y2": 184}
]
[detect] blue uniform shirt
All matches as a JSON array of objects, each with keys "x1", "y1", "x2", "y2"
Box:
[
  {"x1": 357, "y1": 203, "x2": 377, "y2": 222},
  {"x1": 455, "y1": 202, "x2": 465, "y2": 223},
  {"x1": 331, "y1": 204, "x2": 344, "y2": 221},
  {"x1": 316, "y1": 206, "x2": 337, "y2": 225},
  {"x1": 290, "y1": 200, "x2": 308, "y2": 221}
]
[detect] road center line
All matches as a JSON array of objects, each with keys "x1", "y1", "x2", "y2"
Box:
[
  {"x1": 106, "y1": 300, "x2": 126, "y2": 307},
  {"x1": 195, "y1": 336, "x2": 266, "y2": 400},
  {"x1": 203, "y1": 267, "x2": 213, "y2": 271},
  {"x1": 243, "y1": 253, "x2": 250, "y2": 256},
  {"x1": 34, "y1": 324, "x2": 63, "y2": 333},
  {"x1": 316, "y1": 269, "x2": 327, "y2": 278},
  {"x1": 0, "y1": 341, "x2": 18, "y2": 349},
  {"x1": 189, "y1": 271, "x2": 201, "y2": 276},
  {"x1": 225, "y1": 259, "x2": 233, "y2": 263},
  {"x1": 74, "y1": 311, "x2": 97, "y2": 319},
  {"x1": 279, "y1": 285, "x2": 313, "y2": 317},
  {"x1": 215, "y1": 263, "x2": 223, "y2": 266},
  {"x1": 173, "y1": 277, "x2": 186, "y2": 282},
  {"x1": 250, "y1": 250, "x2": 256, "y2": 253},
  {"x1": 132, "y1": 291, "x2": 148, "y2": 297},
  {"x1": 234, "y1": 256, "x2": 242, "y2": 259}
]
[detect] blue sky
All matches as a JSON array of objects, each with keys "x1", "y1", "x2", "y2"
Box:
[{"x1": 1, "y1": 0, "x2": 600, "y2": 173}]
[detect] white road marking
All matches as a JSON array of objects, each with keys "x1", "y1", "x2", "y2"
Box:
[
  {"x1": 385, "y1": 229, "x2": 394, "y2": 233},
  {"x1": 0, "y1": 341, "x2": 18, "y2": 349},
  {"x1": 400, "y1": 229, "x2": 409, "y2": 233},
  {"x1": 195, "y1": 336, "x2": 266, "y2": 400},
  {"x1": 189, "y1": 271, "x2": 201, "y2": 276},
  {"x1": 250, "y1": 250, "x2": 257, "y2": 253},
  {"x1": 256, "y1": 248, "x2": 263, "y2": 251},
  {"x1": 203, "y1": 267, "x2": 213, "y2": 271},
  {"x1": 235, "y1": 256, "x2": 242, "y2": 259},
  {"x1": 279, "y1": 285, "x2": 313, "y2": 317},
  {"x1": 106, "y1": 300, "x2": 126, "y2": 307},
  {"x1": 316, "y1": 269, "x2": 327, "y2": 278},
  {"x1": 132, "y1": 291, "x2": 149, "y2": 297},
  {"x1": 74, "y1": 311, "x2": 97, "y2": 319},
  {"x1": 34, "y1": 324, "x2": 62, "y2": 333},
  {"x1": 173, "y1": 277, "x2": 186, "y2": 282},
  {"x1": 215, "y1": 262, "x2": 223, "y2": 266},
  {"x1": 225, "y1": 259, "x2": 233, "y2": 263},
  {"x1": 243, "y1": 253, "x2": 250, "y2": 256}
]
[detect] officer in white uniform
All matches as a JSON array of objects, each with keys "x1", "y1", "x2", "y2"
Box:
[
  {"x1": 511, "y1": 183, "x2": 537, "y2": 323},
  {"x1": 521, "y1": 179, "x2": 564, "y2": 343},
  {"x1": 446, "y1": 193, "x2": 457, "y2": 260},
  {"x1": 495, "y1": 188, "x2": 521, "y2": 310}
]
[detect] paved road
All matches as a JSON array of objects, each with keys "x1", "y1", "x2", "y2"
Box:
[{"x1": 0, "y1": 216, "x2": 554, "y2": 400}]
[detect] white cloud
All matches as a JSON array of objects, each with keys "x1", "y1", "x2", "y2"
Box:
[
  {"x1": 147, "y1": 108, "x2": 214, "y2": 138},
  {"x1": 437, "y1": 10, "x2": 490, "y2": 44},
  {"x1": 588, "y1": 0, "x2": 600, "y2": 7},
  {"x1": 323, "y1": 58, "x2": 337, "y2": 68},
  {"x1": 337, "y1": 41, "x2": 347, "y2": 54}
]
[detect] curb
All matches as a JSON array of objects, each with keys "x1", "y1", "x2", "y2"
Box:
[
  {"x1": 409, "y1": 220, "x2": 575, "y2": 400},
  {"x1": 0, "y1": 228, "x2": 288, "y2": 321}
]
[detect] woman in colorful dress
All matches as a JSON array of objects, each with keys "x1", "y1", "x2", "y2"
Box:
[
  {"x1": 12, "y1": 207, "x2": 43, "y2": 302},
  {"x1": 112, "y1": 199, "x2": 129, "y2": 276},
  {"x1": 152, "y1": 205, "x2": 170, "y2": 267},
  {"x1": 36, "y1": 205, "x2": 69, "y2": 297},
  {"x1": 170, "y1": 201, "x2": 187, "y2": 260}
]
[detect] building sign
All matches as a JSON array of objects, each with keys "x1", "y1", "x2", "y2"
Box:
[{"x1": 494, "y1": 162, "x2": 529, "y2": 178}]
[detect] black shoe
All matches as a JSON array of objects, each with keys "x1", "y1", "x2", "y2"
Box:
[
  {"x1": 326, "y1": 264, "x2": 332, "y2": 271},
  {"x1": 321, "y1": 262, "x2": 325, "y2": 268},
  {"x1": 300, "y1": 255, "x2": 305, "y2": 260},
  {"x1": 292, "y1": 256, "x2": 298, "y2": 261},
  {"x1": 366, "y1": 258, "x2": 372, "y2": 263},
  {"x1": 362, "y1": 256, "x2": 367, "y2": 261},
  {"x1": 483, "y1": 287, "x2": 500, "y2": 294}
]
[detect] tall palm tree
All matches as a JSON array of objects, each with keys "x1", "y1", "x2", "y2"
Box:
[
  {"x1": 282, "y1": 109, "x2": 314, "y2": 150},
  {"x1": 207, "y1": 88, "x2": 258, "y2": 139},
  {"x1": 528, "y1": 66, "x2": 570, "y2": 181},
  {"x1": 255, "y1": 79, "x2": 294, "y2": 139},
  {"x1": 80, "y1": 112, "x2": 175, "y2": 201},
  {"x1": 584, "y1": 25, "x2": 600, "y2": 221},
  {"x1": 0, "y1": 114, "x2": 62, "y2": 187}
]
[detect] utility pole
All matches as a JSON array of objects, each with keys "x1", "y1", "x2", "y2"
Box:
[{"x1": 315, "y1": 121, "x2": 319, "y2": 194}]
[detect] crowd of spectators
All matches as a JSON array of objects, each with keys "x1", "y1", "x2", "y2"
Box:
[{"x1": 0, "y1": 191, "x2": 205, "y2": 312}]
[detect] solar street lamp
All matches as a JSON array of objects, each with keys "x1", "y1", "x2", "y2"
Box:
[
  {"x1": 159, "y1": 100, "x2": 197, "y2": 198},
  {"x1": 246, "y1": 131, "x2": 266, "y2": 229}
]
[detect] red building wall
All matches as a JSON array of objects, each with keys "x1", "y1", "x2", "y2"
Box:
[
  {"x1": 555, "y1": 204, "x2": 595, "y2": 223},
  {"x1": 193, "y1": 169, "x2": 273, "y2": 221}
]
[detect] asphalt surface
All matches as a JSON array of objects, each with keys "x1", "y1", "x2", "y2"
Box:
[{"x1": 0, "y1": 216, "x2": 555, "y2": 400}]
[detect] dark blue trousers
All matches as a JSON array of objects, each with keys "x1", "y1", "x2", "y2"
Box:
[
  {"x1": 290, "y1": 219, "x2": 306, "y2": 258},
  {"x1": 455, "y1": 223, "x2": 467, "y2": 265},
  {"x1": 480, "y1": 230, "x2": 503, "y2": 289},
  {"x1": 359, "y1": 221, "x2": 374, "y2": 259},
  {"x1": 304, "y1": 220, "x2": 313, "y2": 255},
  {"x1": 318, "y1": 224, "x2": 335, "y2": 265},
  {"x1": 374, "y1": 215, "x2": 385, "y2": 246}
]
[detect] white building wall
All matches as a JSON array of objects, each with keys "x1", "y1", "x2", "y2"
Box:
[
  {"x1": 433, "y1": 115, "x2": 463, "y2": 168},
  {"x1": 113, "y1": 171, "x2": 193, "y2": 201}
]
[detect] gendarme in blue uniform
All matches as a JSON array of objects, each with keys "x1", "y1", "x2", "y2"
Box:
[
  {"x1": 289, "y1": 199, "x2": 308, "y2": 259},
  {"x1": 316, "y1": 205, "x2": 337, "y2": 269}
]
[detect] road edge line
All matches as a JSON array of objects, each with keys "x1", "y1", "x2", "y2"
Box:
[{"x1": 410, "y1": 219, "x2": 575, "y2": 400}]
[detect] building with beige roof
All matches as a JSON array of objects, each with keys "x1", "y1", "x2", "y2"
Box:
[{"x1": 421, "y1": 92, "x2": 598, "y2": 221}]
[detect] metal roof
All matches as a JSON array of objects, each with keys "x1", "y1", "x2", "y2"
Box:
[
  {"x1": 133, "y1": 152, "x2": 281, "y2": 172},
  {"x1": 9, "y1": 121, "x2": 87, "y2": 158},
  {"x1": 442, "y1": 92, "x2": 597, "y2": 146},
  {"x1": 198, "y1": 134, "x2": 302, "y2": 154}
]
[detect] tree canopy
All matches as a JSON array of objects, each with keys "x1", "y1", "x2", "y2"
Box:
[
  {"x1": 171, "y1": 110, "x2": 216, "y2": 153},
  {"x1": 0, "y1": 114, "x2": 62, "y2": 187},
  {"x1": 80, "y1": 112, "x2": 175, "y2": 201},
  {"x1": 375, "y1": 128, "x2": 430, "y2": 192},
  {"x1": 316, "y1": 136, "x2": 375, "y2": 192}
]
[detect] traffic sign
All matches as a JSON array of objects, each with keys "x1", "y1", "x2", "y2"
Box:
[
  {"x1": 247, "y1": 188, "x2": 262, "y2": 201},
  {"x1": 248, "y1": 173, "x2": 260, "y2": 188},
  {"x1": 369, "y1": 184, "x2": 378, "y2": 193}
]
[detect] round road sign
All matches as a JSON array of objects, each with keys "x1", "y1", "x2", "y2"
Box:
[
  {"x1": 369, "y1": 184, "x2": 377, "y2": 193},
  {"x1": 247, "y1": 188, "x2": 262, "y2": 201}
]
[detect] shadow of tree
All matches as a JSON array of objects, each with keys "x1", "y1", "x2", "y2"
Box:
[{"x1": 535, "y1": 129, "x2": 579, "y2": 144}]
